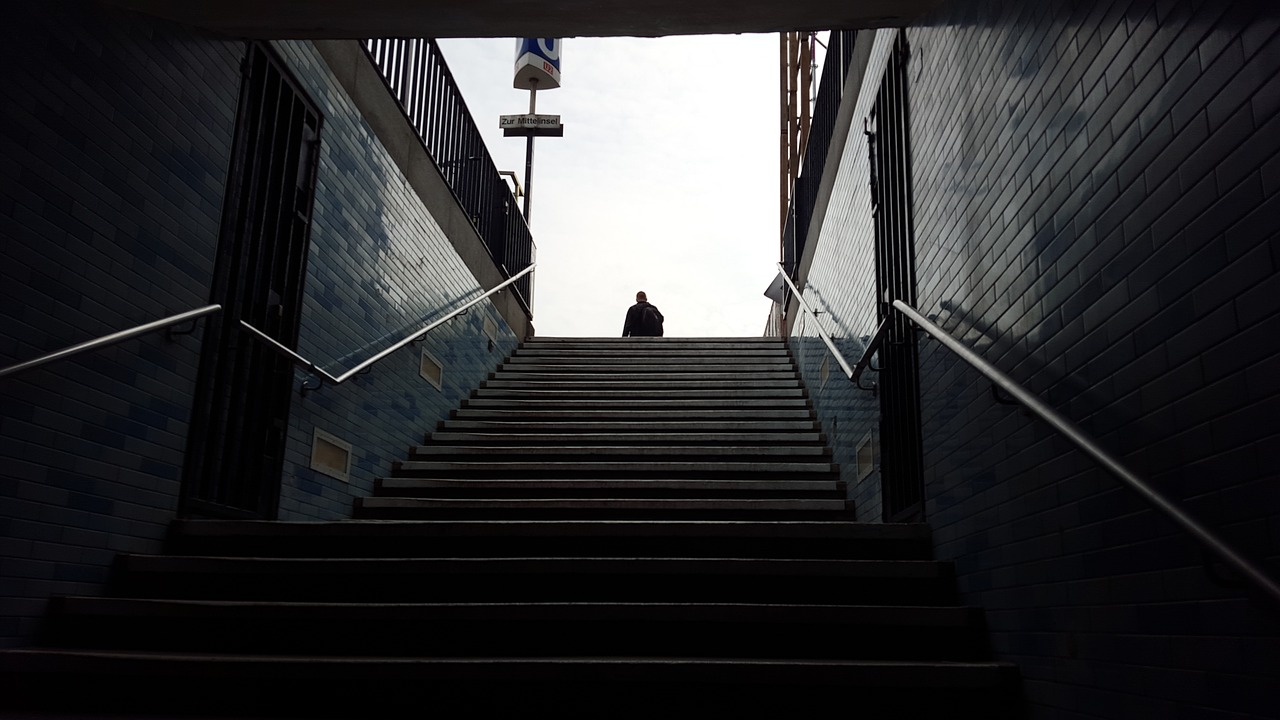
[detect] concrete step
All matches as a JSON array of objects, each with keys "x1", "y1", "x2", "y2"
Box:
[
  {"x1": 0, "y1": 650, "x2": 1023, "y2": 717},
  {"x1": 459, "y1": 398, "x2": 812, "y2": 410},
  {"x1": 470, "y1": 387, "x2": 807, "y2": 400},
  {"x1": 373, "y1": 477, "x2": 844, "y2": 498},
  {"x1": 451, "y1": 408, "x2": 817, "y2": 421},
  {"x1": 425, "y1": 431, "x2": 826, "y2": 445},
  {"x1": 391, "y1": 460, "x2": 839, "y2": 478},
  {"x1": 41, "y1": 598, "x2": 990, "y2": 660},
  {"x1": 437, "y1": 420, "x2": 822, "y2": 433},
  {"x1": 489, "y1": 371, "x2": 800, "y2": 382},
  {"x1": 523, "y1": 337, "x2": 785, "y2": 347},
  {"x1": 513, "y1": 348, "x2": 791, "y2": 358},
  {"x1": 498, "y1": 362, "x2": 794, "y2": 373},
  {"x1": 481, "y1": 378, "x2": 804, "y2": 390},
  {"x1": 355, "y1": 497, "x2": 854, "y2": 521},
  {"x1": 406, "y1": 445, "x2": 832, "y2": 459},
  {"x1": 164, "y1": 520, "x2": 935, "y2": 560},
  {"x1": 109, "y1": 555, "x2": 959, "y2": 604}
]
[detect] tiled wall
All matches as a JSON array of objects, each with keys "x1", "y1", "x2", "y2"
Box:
[
  {"x1": 795, "y1": 1, "x2": 1280, "y2": 716},
  {"x1": 0, "y1": 4, "x2": 519, "y2": 644},
  {"x1": 795, "y1": 31, "x2": 899, "y2": 522},
  {"x1": 0, "y1": 1, "x2": 241, "y2": 645},
  {"x1": 270, "y1": 41, "x2": 519, "y2": 520}
]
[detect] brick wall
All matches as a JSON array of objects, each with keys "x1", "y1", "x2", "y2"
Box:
[
  {"x1": 794, "y1": 0, "x2": 1280, "y2": 716},
  {"x1": 0, "y1": 4, "x2": 521, "y2": 644}
]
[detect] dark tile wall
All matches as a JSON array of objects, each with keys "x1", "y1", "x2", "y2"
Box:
[
  {"x1": 0, "y1": 4, "x2": 520, "y2": 644},
  {"x1": 268, "y1": 41, "x2": 519, "y2": 520},
  {"x1": 794, "y1": 31, "x2": 899, "y2": 522},
  {"x1": 794, "y1": 0, "x2": 1280, "y2": 716},
  {"x1": 0, "y1": 0, "x2": 242, "y2": 645}
]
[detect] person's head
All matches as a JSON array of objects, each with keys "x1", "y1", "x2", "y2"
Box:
[{"x1": 636, "y1": 291, "x2": 647, "y2": 303}]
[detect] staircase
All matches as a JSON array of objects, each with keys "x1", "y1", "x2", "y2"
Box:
[{"x1": 1, "y1": 337, "x2": 1022, "y2": 717}]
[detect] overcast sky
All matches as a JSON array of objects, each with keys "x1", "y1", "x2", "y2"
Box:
[{"x1": 437, "y1": 35, "x2": 801, "y2": 338}]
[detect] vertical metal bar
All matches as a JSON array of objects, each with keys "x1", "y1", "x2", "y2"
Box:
[{"x1": 412, "y1": 40, "x2": 427, "y2": 136}]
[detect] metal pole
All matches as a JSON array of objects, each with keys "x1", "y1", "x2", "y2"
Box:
[{"x1": 522, "y1": 78, "x2": 538, "y2": 222}]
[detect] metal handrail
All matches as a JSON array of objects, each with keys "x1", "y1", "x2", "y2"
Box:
[
  {"x1": 774, "y1": 263, "x2": 855, "y2": 379},
  {"x1": 0, "y1": 305, "x2": 222, "y2": 380},
  {"x1": 850, "y1": 318, "x2": 888, "y2": 391},
  {"x1": 242, "y1": 263, "x2": 535, "y2": 394},
  {"x1": 893, "y1": 298, "x2": 1280, "y2": 607}
]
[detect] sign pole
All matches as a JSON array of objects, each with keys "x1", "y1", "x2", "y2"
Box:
[
  {"x1": 523, "y1": 79, "x2": 538, "y2": 222},
  {"x1": 506, "y1": 38, "x2": 561, "y2": 226}
]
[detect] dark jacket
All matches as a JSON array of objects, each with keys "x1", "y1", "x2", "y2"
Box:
[{"x1": 622, "y1": 301, "x2": 664, "y2": 337}]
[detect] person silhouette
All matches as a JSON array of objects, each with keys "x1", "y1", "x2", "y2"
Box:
[{"x1": 622, "y1": 291, "x2": 664, "y2": 337}]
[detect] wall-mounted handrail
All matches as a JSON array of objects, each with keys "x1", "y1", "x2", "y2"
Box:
[
  {"x1": 774, "y1": 263, "x2": 855, "y2": 379},
  {"x1": 892, "y1": 298, "x2": 1280, "y2": 607},
  {"x1": 850, "y1": 318, "x2": 888, "y2": 391},
  {"x1": 0, "y1": 305, "x2": 222, "y2": 380},
  {"x1": 242, "y1": 263, "x2": 535, "y2": 394}
]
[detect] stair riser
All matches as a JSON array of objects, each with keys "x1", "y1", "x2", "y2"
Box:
[
  {"x1": 498, "y1": 364, "x2": 796, "y2": 373},
  {"x1": 437, "y1": 417, "x2": 819, "y2": 427},
  {"x1": 165, "y1": 535, "x2": 933, "y2": 560},
  {"x1": 354, "y1": 507, "x2": 857, "y2": 522},
  {"x1": 513, "y1": 350, "x2": 792, "y2": 358},
  {"x1": 451, "y1": 409, "x2": 817, "y2": 420},
  {"x1": 46, "y1": 613, "x2": 989, "y2": 661},
  {"x1": 503, "y1": 356, "x2": 793, "y2": 364},
  {"x1": 374, "y1": 479, "x2": 844, "y2": 500},
  {"x1": 2, "y1": 660, "x2": 1022, "y2": 719},
  {"x1": 476, "y1": 386, "x2": 803, "y2": 397},
  {"x1": 113, "y1": 570, "x2": 957, "y2": 605},
  {"x1": 460, "y1": 399, "x2": 812, "y2": 410},
  {"x1": 406, "y1": 447, "x2": 832, "y2": 459},
  {"x1": 481, "y1": 380, "x2": 803, "y2": 390},
  {"x1": 424, "y1": 432, "x2": 827, "y2": 444},
  {"x1": 489, "y1": 372, "x2": 801, "y2": 382}
]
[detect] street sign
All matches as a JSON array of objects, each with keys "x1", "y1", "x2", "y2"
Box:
[
  {"x1": 500, "y1": 113, "x2": 564, "y2": 137},
  {"x1": 514, "y1": 38, "x2": 561, "y2": 89}
]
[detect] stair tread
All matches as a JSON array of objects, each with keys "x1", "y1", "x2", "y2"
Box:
[
  {"x1": 2, "y1": 648, "x2": 1015, "y2": 675},
  {"x1": 378, "y1": 478, "x2": 842, "y2": 488},
  {"x1": 439, "y1": 421, "x2": 821, "y2": 431},
  {"x1": 359, "y1": 498, "x2": 849, "y2": 510},
  {"x1": 462, "y1": 399, "x2": 811, "y2": 408},
  {"x1": 119, "y1": 555, "x2": 953, "y2": 577},
  {"x1": 451, "y1": 410, "x2": 818, "y2": 419},
  {"x1": 171, "y1": 519, "x2": 929, "y2": 539},
  {"x1": 53, "y1": 597, "x2": 977, "y2": 623},
  {"x1": 408, "y1": 445, "x2": 830, "y2": 456},
  {"x1": 426, "y1": 432, "x2": 825, "y2": 443}
]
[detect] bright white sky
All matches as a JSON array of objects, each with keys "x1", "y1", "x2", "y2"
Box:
[{"x1": 437, "y1": 35, "x2": 800, "y2": 338}]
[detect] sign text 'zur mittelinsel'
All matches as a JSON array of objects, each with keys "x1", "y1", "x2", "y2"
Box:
[
  {"x1": 505, "y1": 38, "x2": 563, "y2": 224},
  {"x1": 500, "y1": 113, "x2": 564, "y2": 137}
]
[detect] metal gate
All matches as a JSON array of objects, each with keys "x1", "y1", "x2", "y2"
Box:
[
  {"x1": 182, "y1": 43, "x2": 322, "y2": 518},
  {"x1": 868, "y1": 32, "x2": 925, "y2": 522}
]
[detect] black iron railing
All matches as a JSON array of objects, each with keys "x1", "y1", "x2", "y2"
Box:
[
  {"x1": 783, "y1": 30, "x2": 858, "y2": 276},
  {"x1": 364, "y1": 38, "x2": 535, "y2": 314}
]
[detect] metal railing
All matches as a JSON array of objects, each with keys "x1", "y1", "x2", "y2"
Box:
[
  {"x1": 364, "y1": 38, "x2": 535, "y2": 312},
  {"x1": 771, "y1": 274, "x2": 1280, "y2": 605},
  {"x1": 774, "y1": 262, "x2": 855, "y2": 379},
  {"x1": 0, "y1": 305, "x2": 222, "y2": 380},
  {"x1": 892, "y1": 299, "x2": 1280, "y2": 607},
  {"x1": 242, "y1": 263, "x2": 535, "y2": 394}
]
